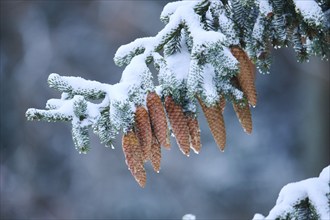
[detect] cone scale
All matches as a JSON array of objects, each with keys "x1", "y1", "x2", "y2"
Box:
[
  {"x1": 134, "y1": 105, "x2": 152, "y2": 161},
  {"x1": 186, "y1": 114, "x2": 201, "y2": 154},
  {"x1": 149, "y1": 134, "x2": 161, "y2": 172},
  {"x1": 231, "y1": 46, "x2": 257, "y2": 107},
  {"x1": 165, "y1": 96, "x2": 190, "y2": 156},
  {"x1": 122, "y1": 131, "x2": 146, "y2": 187},
  {"x1": 146, "y1": 92, "x2": 170, "y2": 149},
  {"x1": 198, "y1": 98, "x2": 226, "y2": 151},
  {"x1": 233, "y1": 101, "x2": 252, "y2": 134}
]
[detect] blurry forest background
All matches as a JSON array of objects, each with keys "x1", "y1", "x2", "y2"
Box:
[{"x1": 1, "y1": 1, "x2": 329, "y2": 219}]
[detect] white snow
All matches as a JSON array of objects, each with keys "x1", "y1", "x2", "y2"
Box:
[
  {"x1": 252, "y1": 16, "x2": 264, "y2": 41},
  {"x1": 86, "y1": 101, "x2": 101, "y2": 120},
  {"x1": 258, "y1": 0, "x2": 272, "y2": 16},
  {"x1": 253, "y1": 165, "x2": 330, "y2": 220},
  {"x1": 46, "y1": 98, "x2": 64, "y2": 109},
  {"x1": 154, "y1": 85, "x2": 163, "y2": 96},
  {"x1": 44, "y1": 71, "x2": 141, "y2": 128},
  {"x1": 182, "y1": 214, "x2": 196, "y2": 220},
  {"x1": 48, "y1": 73, "x2": 107, "y2": 92},
  {"x1": 201, "y1": 64, "x2": 219, "y2": 105},
  {"x1": 160, "y1": 1, "x2": 192, "y2": 21},
  {"x1": 165, "y1": 4, "x2": 225, "y2": 48},
  {"x1": 115, "y1": 0, "x2": 226, "y2": 65},
  {"x1": 58, "y1": 99, "x2": 74, "y2": 116},
  {"x1": 166, "y1": 39, "x2": 191, "y2": 81},
  {"x1": 113, "y1": 0, "x2": 229, "y2": 110},
  {"x1": 45, "y1": 73, "x2": 136, "y2": 126},
  {"x1": 107, "y1": 83, "x2": 130, "y2": 102},
  {"x1": 293, "y1": 0, "x2": 323, "y2": 26},
  {"x1": 152, "y1": 52, "x2": 176, "y2": 89},
  {"x1": 120, "y1": 54, "x2": 149, "y2": 85},
  {"x1": 221, "y1": 46, "x2": 239, "y2": 75},
  {"x1": 319, "y1": 166, "x2": 330, "y2": 182},
  {"x1": 218, "y1": 12, "x2": 239, "y2": 45},
  {"x1": 114, "y1": 37, "x2": 149, "y2": 65},
  {"x1": 252, "y1": 213, "x2": 266, "y2": 220}
]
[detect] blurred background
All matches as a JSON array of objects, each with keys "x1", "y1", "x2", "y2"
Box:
[{"x1": 1, "y1": 1, "x2": 329, "y2": 219}]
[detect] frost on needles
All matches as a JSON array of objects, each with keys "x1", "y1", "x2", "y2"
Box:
[
  {"x1": 26, "y1": 0, "x2": 329, "y2": 187},
  {"x1": 253, "y1": 166, "x2": 330, "y2": 220}
]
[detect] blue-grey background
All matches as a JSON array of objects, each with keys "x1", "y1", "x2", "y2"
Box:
[{"x1": 1, "y1": 1, "x2": 329, "y2": 219}]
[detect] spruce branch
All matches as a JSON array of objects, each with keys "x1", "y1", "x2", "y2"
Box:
[
  {"x1": 26, "y1": 0, "x2": 329, "y2": 186},
  {"x1": 48, "y1": 73, "x2": 107, "y2": 100},
  {"x1": 253, "y1": 166, "x2": 330, "y2": 220}
]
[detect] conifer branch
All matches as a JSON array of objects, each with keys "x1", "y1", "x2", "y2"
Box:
[
  {"x1": 26, "y1": 0, "x2": 329, "y2": 186},
  {"x1": 253, "y1": 166, "x2": 330, "y2": 220}
]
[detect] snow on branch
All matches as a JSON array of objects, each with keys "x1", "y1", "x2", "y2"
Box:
[
  {"x1": 253, "y1": 165, "x2": 330, "y2": 220},
  {"x1": 293, "y1": 0, "x2": 324, "y2": 26},
  {"x1": 26, "y1": 0, "x2": 329, "y2": 186},
  {"x1": 47, "y1": 73, "x2": 108, "y2": 99}
]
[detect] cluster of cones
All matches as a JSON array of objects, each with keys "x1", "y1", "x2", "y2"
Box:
[
  {"x1": 122, "y1": 46, "x2": 257, "y2": 187},
  {"x1": 122, "y1": 92, "x2": 201, "y2": 187}
]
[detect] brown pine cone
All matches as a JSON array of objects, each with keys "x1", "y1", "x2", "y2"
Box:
[
  {"x1": 186, "y1": 114, "x2": 201, "y2": 154},
  {"x1": 122, "y1": 131, "x2": 146, "y2": 187},
  {"x1": 198, "y1": 98, "x2": 226, "y2": 151},
  {"x1": 134, "y1": 106, "x2": 152, "y2": 162},
  {"x1": 165, "y1": 96, "x2": 190, "y2": 156},
  {"x1": 146, "y1": 92, "x2": 170, "y2": 149},
  {"x1": 149, "y1": 134, "x2": 161, "y2": 173},
  {"x1": 230, "y1": 46, "x2": 257, "y2": 107},
  {"x1": 233, "y1": 101, "x2": 252, "y2": 134}
]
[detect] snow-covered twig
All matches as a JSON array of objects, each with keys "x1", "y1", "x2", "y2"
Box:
[{"x1": 253, "y1": 166, "x2": 330, "y2": 220}]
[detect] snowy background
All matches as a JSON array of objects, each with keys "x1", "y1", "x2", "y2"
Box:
[{"x1": 1, "y1": 1, "x2": 329, "y2": 219}]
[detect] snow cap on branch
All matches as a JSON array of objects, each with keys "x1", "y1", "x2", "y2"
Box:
[{"x1": 253, "y1": 166, "x2": 330, "y2": 220}]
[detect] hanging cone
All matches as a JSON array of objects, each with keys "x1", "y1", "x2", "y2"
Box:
[
  {"x1": 186, "y1": 114, "x2": 201, "y2": 154},
  {"x1": 219, "y1": 95, "x2": 226, "y2": 113},
  {"x1": 134, "y1": 105, "x2": 152, "y2": 162},
  {"x1": 122, "y1": 131, "x2": 146, "y2": 187},
  {"x1": 198, "y1": 98, "x2": 226, "y2": 151},
  {"x1": 230, "y1": 46, "x2": 257, "y2": 107},
  {"x1": 165, "y1": 96, "x2": 190, "y2": 156},
  {"x1": 149, "y1": 134, "x2": 161, "y2": 173},
  {"x1": 232, "y1": 101, "x2": 252, "y2": 134},
  {"x1": 146, "y1": 92, "x2": 170, "y2": 149}
]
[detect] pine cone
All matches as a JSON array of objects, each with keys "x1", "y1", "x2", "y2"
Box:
[
  {"x1": 233, "y1": 101, "x2": 252, "y2": 134},
  {"x1": 165, "y1": 96, "x2": 190, "y2": 156},
  {"x1": 149, "y1": 134, "x2": 161, "y2": 172},
  {"x1": 122, "y1": 131, "x2": 146, "y2": 187},
  {"x1": 219, "y1": 96, "x2": 226, "y2": 113},
  {"x1": 186, "y1": 114, "x2": 201, "y2": 154},
  {"x1": 198, "y1": 98, "x2": 226, "y2": 151},
  {"x1": 134, "y1": 105, "x2": 152, "y2": 162},
  {"x1": 231, "y1": 46, "x2": 257, "y2": 107},
  {"x1": 146, "y1": 92, "x2": 170, "y2": 149}
]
